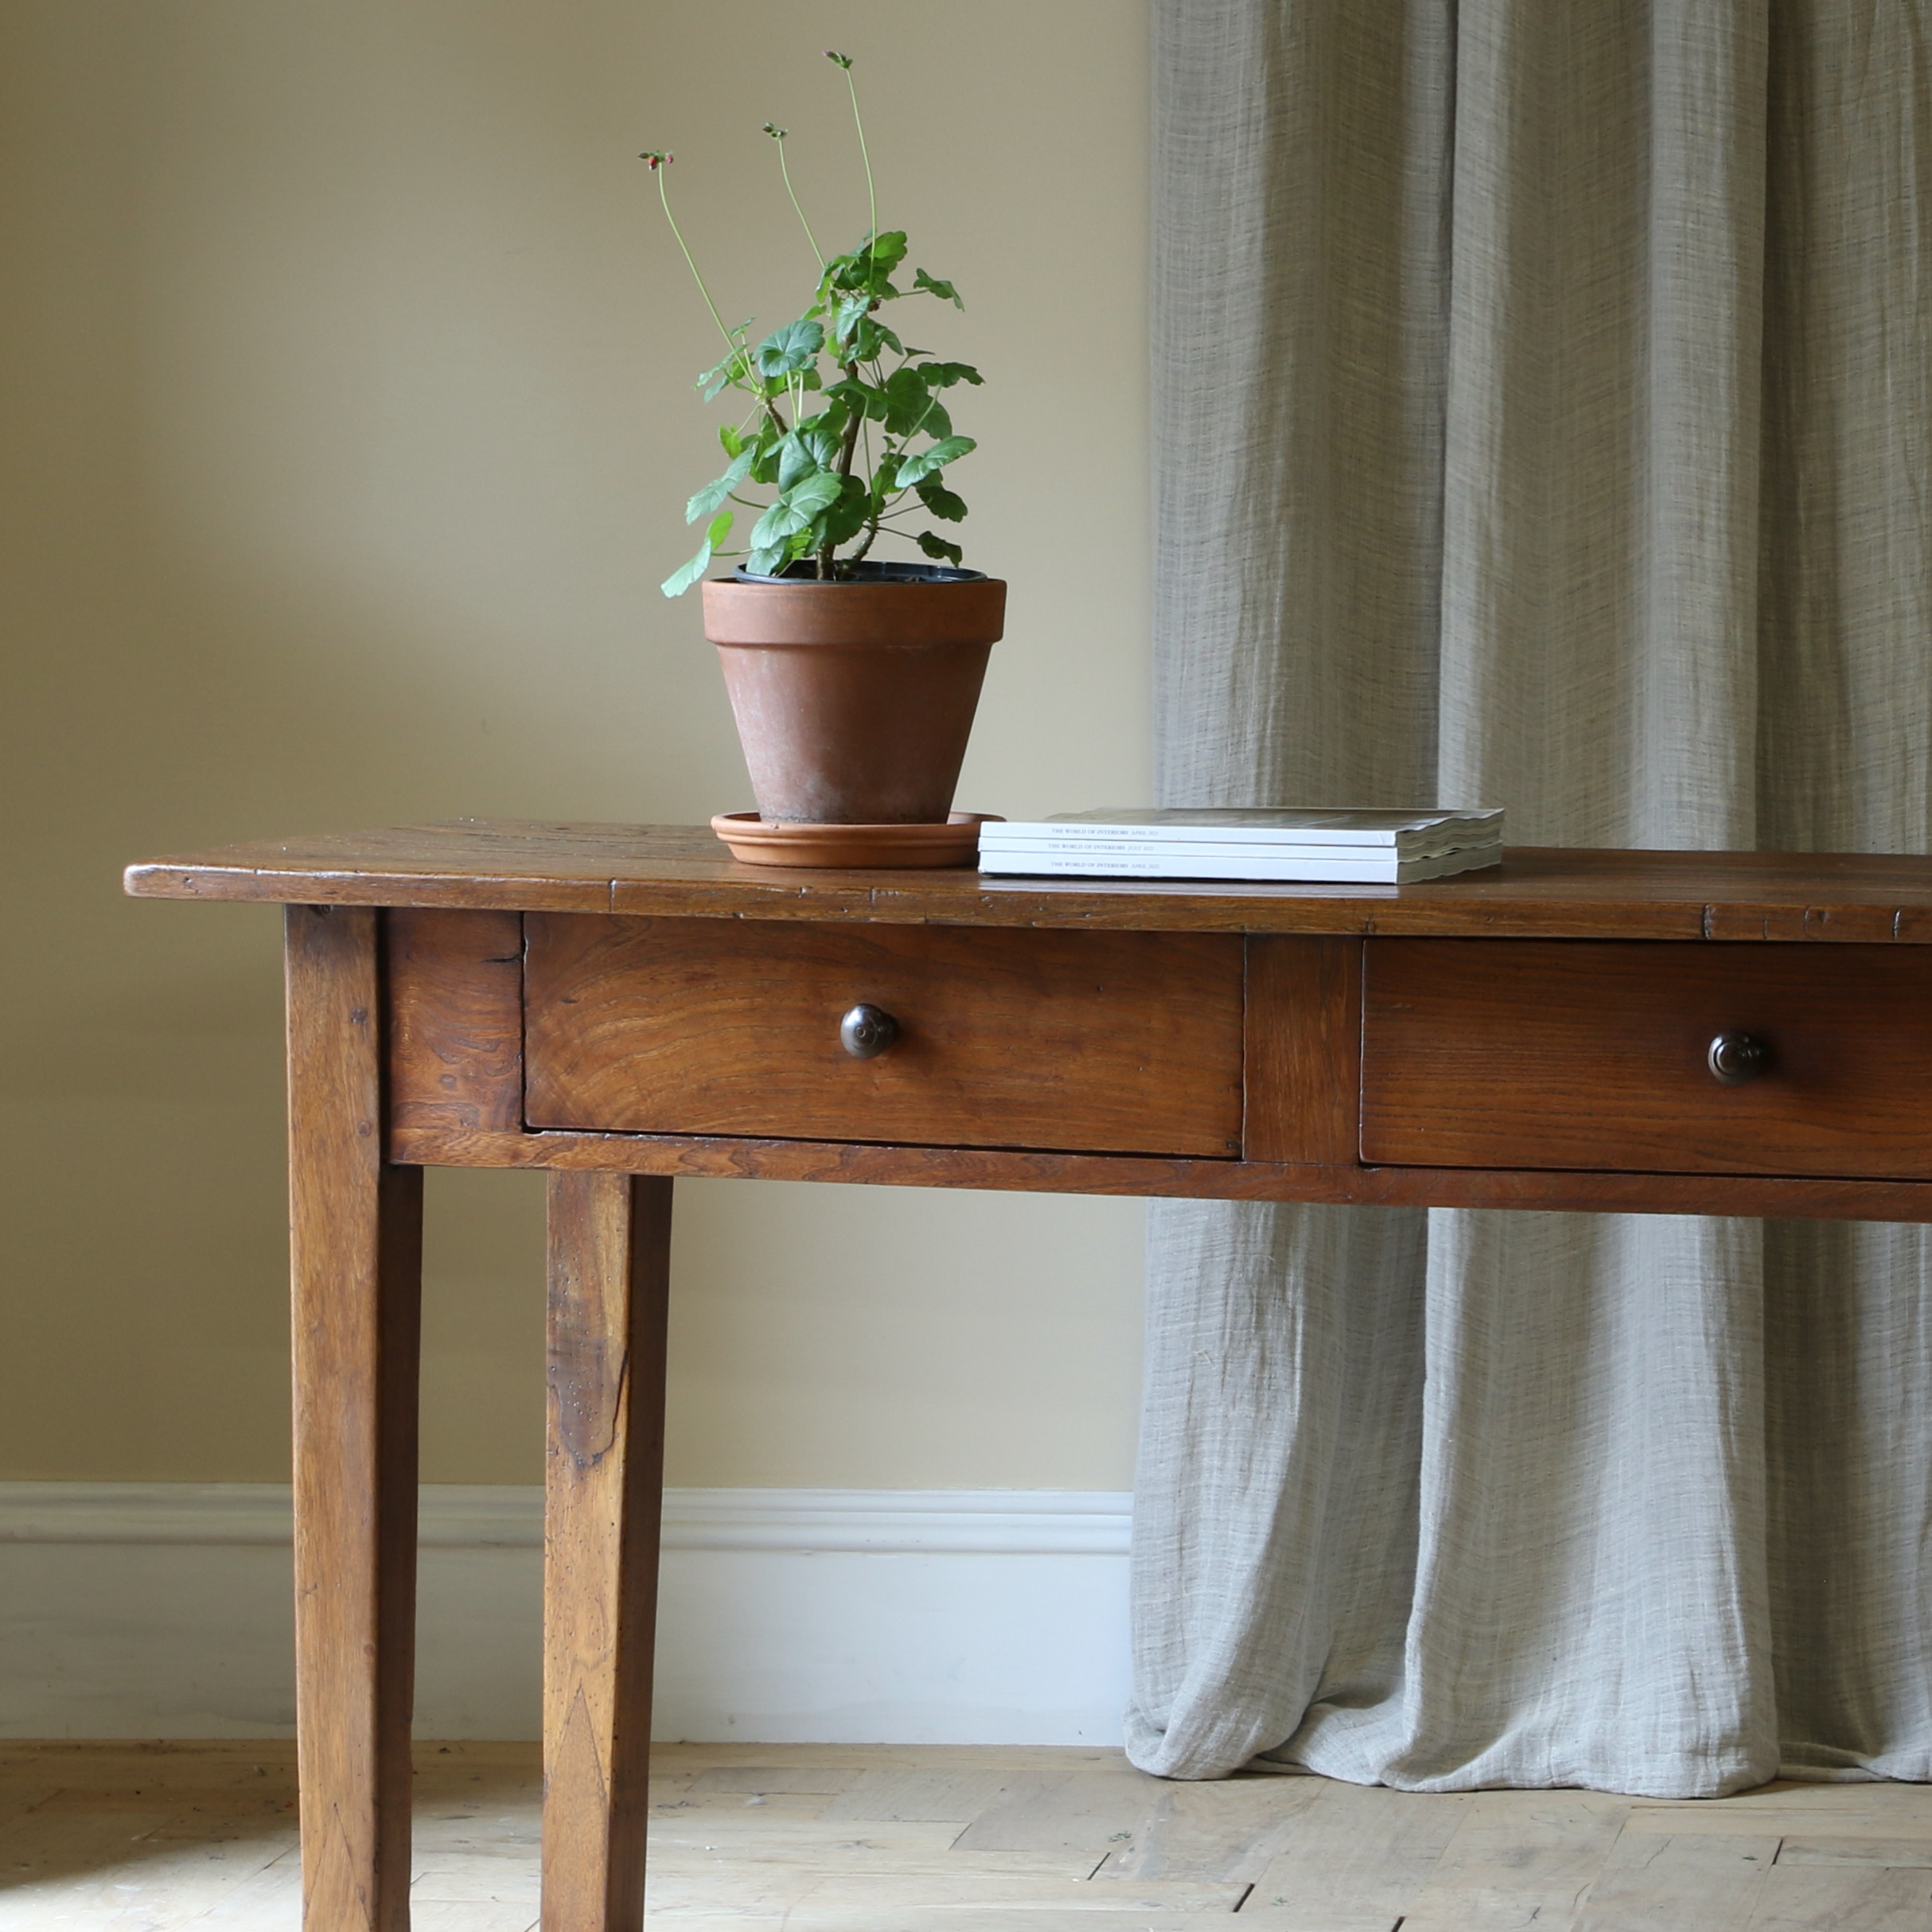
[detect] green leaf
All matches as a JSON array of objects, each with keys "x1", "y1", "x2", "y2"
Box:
[
  {"x1": 786, "y1": 470, "x2": 844, "y2": 518},
  {"x1": 719, "y1": 423, "x2": 746, "y2": 458},
  {"x1": 915, "y1": 477, "x2": 967, "y2": 522},
  {"x1": 824, "y1": 231, "x2": 908, "y2": 303},
  {"x1": 850, "y1": 317, "x2": 905, "y2": 364},
  {"x1": 821, "y1": 474, "x2": 871, "y2": 547},
  {"x1": 824, "y1": 376, "x2": 890, "y2": 421},
  {"x1": 777, "y1": 433, "x2": 818, "y2": 493},
  {"x1": 893, "y1": 434, "x2": 976, "y2": 488},
  {"x1": 746, "y1": 541, "x2": 789, "y2": 577},
  {"x1": 818, "y1": 248, "x2": 861, "y2": 291},
  {"x1": 686, "y1": 448, "x2": 753, "y2": 523},
  {"x1": 922, "y1": 360, "x2": 983, "y2": 388},
  {"x1": 750, "y1": 469, "x2": 846, "y2": 551},
  {"x1": 800, "y1": 413, "x2": 847, "y2": 466},
  {"x1": 699, "y1": 349, "x2": 753, "y2": 401},
  {"x1": 882, "y1": 365, "x2": 936, "y2": 436},
  {"x1": 662, "y1": 538, "x2": 715, "y2": 597},
  {"x1": 743, "y1": 421, "x2": 785, "y2": 486},
  {"x1": 834, "y1": 293, "x2": 872, "y2": 346},
  {"x1": 754, "y1": 318, "x2": 825, "y2": 378},
  {"x1": 915, "y1": 531, "x2": 964, "y2": 565},
  {"x1": 660, "y1": 509, "x2": 740, "y2": 596},
  {"x1": 913, "y1": 267, "x2": 962, "y2": 307},
  {"x1": 750, "y1": 501, "x2": 803, "y2": 549}
]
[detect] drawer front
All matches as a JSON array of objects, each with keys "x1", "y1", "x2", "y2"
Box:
[
  {"x1": 1361, "y1": 939, "x2": 1932, "y2": 1178},
  {"x1": 524, "y1": 915, "x2": 1245, "y2": 1156}
]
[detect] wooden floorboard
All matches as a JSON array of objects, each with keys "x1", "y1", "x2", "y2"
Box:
[{"x1": 0, "y1": 1742, "x2": 1926, "y2": 1930}]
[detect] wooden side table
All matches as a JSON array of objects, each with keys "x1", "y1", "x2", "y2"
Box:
[{"x1": 127, "y1": 824, "x2": 1932, "y2": 1931}]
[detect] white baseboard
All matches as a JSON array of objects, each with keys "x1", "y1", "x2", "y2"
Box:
[{"x1": 0, "y1": 1484, "x2": 1131, "y2": 1744}]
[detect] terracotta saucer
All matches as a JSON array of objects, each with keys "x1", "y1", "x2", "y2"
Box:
[{"x1": 711, "y1": 811, "x2": 1003, "y2": 869}]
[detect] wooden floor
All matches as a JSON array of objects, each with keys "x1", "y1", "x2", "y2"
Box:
[{"x1": 2, "y1": 1741, "x2": 1930, "y2": 1930}]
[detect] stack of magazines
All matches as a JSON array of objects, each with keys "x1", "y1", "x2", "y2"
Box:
[{"x1": 976, "y1": 808, "x2": 1505, "y2": 883}]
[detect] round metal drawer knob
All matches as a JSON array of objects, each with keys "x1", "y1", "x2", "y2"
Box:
[
  {"x1": 1707, "y1": 1030, "x2": 1771, "y2": 1085},
  {"x1": 839, "y1": 1003, "x2": 900, "y2": 1059}
]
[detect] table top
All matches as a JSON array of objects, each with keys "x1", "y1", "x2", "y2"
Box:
[{"x1": 123, "y1": 820, "x2": 1932, "y2": 940}]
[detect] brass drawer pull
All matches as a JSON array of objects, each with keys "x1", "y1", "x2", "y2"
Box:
[
  {"x1": 839, "y1": 1003, "x2": 900, "y2": 1059},
  {"x1": 1708, "y1": 1030, "x2": 1771, "y2": 1085}
]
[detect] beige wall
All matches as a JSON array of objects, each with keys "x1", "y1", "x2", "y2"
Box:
[{"x1": 0, "y1": 3, "x2": 1151, "y2": 1488}]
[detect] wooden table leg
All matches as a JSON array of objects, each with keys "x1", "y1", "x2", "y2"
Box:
[
  {"x1": 286, "y1": 906, "x2": 424, "y2": 1932},
  {"x1": 543, "y1": 1173, "x2": 674, "y2": 1932}
]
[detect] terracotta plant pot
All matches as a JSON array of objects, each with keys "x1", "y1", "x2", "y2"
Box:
[{"x1": 701, "y1": 567, "x2": 1007, "y2": 825}]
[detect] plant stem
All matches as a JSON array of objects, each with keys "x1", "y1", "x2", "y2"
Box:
[
  {"x1": 655, "y1": 166, "x2": 738, "y2": 362},
  {"x1": 653, "y1": 162, "x2": 789, "y2": 439},
  {"x1": 773, "y1": 133, "x2": 824, "y2": 267},
  {"x1": 843, "y1": 64, "x2": 878, "y2": 267},
  {"x1": 834, "y1": 370, "x2": 866, "y2": 477},
  {"x1": 819, "y1": 360, "x2": 867, "y2": 578}
]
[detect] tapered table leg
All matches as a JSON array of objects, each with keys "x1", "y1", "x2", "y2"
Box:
[
  {"x1": 286, "y1": 906, "x2": 424, "y2": 1932},
  {"x1": 543, "y1": 1172, "x2": 674, "y2": 1932}
]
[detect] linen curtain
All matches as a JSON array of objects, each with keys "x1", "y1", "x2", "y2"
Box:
[{"x1": 1132, "y1": 0, "x2": 1932, "y2": 1796}]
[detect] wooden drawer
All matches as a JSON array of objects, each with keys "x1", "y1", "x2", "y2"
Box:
[
  {"x1": 1361, "y1": 939, "x2": 1932, "y2": 1179},
  {"x1": 524, "y1": 915, "x2": 1245, "y2": 1156}
]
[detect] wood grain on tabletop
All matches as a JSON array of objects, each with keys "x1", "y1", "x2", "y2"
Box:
[
  {"x1": 9, "y1": 1743, "x2": 1932, "y2": 1931},
  {"x1": 124, "y1": 822, "x2": 1932, "y2": 937},
  {"x1": 284, "y1": 905, "x2": 423, "y2": 1932},
  {"x1": 1363, "y1": 939, "x2": 1932, "y2": 1180},
  {"x1": 523, "y1": 913, "x2": 1245, "y2": 1159},
  {"x1": 542, "y1": 1171, "x2": 673, "y2": 1932}
]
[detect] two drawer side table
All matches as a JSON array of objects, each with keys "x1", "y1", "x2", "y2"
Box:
[{"x1": 126, "y1": 823, "x2": 1932, "y2": 1931}]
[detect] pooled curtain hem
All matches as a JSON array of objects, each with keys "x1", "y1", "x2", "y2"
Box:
[{"x1": 1192, "y1": 1751, "x2": 1925, "y2": 1794}]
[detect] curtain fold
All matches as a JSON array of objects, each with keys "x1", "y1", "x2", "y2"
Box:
[{"x1": 1134, "y1": 0, "x2": 1932, "y2": 1795}]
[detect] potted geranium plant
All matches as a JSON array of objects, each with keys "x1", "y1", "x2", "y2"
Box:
[{"x1": 645, "y1": 52, "x2": 1005, "y2": 856}]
